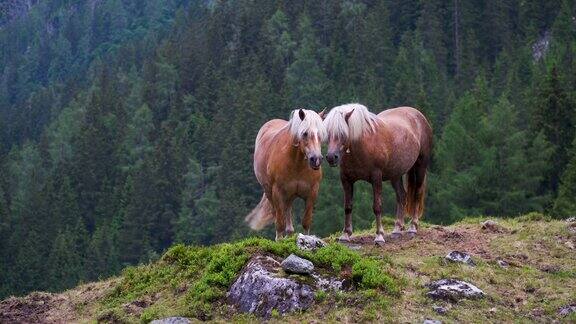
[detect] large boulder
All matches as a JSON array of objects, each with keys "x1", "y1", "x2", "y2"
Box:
[
  {"x1": 296, "y1": 233, "x2": 326, "y2": 251},
  {"x1": 426, "y1": 279, "x2": 485, "y2": 301},
  {"x1": 281, "y1": 254, "x2": 314, "y2": 274},
  {"x1": 227, "y1": 255, "x2": 343, "y2": 318}
]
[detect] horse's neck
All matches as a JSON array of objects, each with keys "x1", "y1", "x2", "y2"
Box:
[
  {"x1": 277, "y1": 127, "x2": 307, "y2": 166},
  {"x1": 353, "y1": 119, "x2": 389, "y2": 149}
]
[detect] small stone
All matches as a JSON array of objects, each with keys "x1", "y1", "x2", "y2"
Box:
[
  {"x1": 558, "y1": 304, "x2": 576, "y2": 317},
  {"x1": 426, "y1": 279, "x2": 485, "y2": 301},
  {"x1": 539, "y1": 264, "x2": 560, "y2": 273},
  {"x1": 445, "y1": 251, "x2": 475, "y2": 266},
  {"x1": 344, "y1": 243, "x2": 362, "y2": 250},
  {"x1": 497, "y1": 259, "x2": 509, "y2": 268},
  {"x1": 150, "y1": 317, "x2": 191, "y2": 324},
  {"x1": 565, "y1": 241, "x2": 575, "y2": 249},
  {"x1": 566, "y1": 217, "x2": 576, "y2": 223},
  {"x1": 296, "y1": 233, "x2": 326, "y2": 251},
  {"x1": 423, "y1": 320, "x2": 442, "y2": 324},
  {"x1": 281, "y1": 254, "x2": 314, "y2": 274},
  {"x1": 530, "y1": 308, "x2": 544, "y2": 317},
  {"x1": 432, "y1": 305, "x2": 448, "y2": 314},
  {"x1": 489, "y1": 307, "x2": 497, "y2": 313},
  {"x1": 481, "y1": 220, "x2": 503, "y2": 232}
]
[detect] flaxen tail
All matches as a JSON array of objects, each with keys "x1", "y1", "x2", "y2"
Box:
[
  {"x1": 245, "y1": 194, "x2": 274, "y2": 230},
  {"x1": 406, "y1": 171, "x2": 427, "y2": 220}
]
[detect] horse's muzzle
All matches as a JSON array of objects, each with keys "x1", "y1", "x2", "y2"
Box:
[
  {"x1": 309, "y1": 156, "x2": 323, "y2": 170},
  {"x1": 326, "y1": 153, "x2": 339, "y2": 167}
]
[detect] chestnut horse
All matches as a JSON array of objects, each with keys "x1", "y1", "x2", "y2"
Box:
[
  {"x1": 323, "y1": 103, "x2": 432, "y2": 244},
  {"x1": 245, "y1": 109, "x2": 327, "y2": 240}
]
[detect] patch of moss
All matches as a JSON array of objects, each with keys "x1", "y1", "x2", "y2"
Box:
[
  {"x1": 352, "y1": 258, "x2": 398, "y2": 294},
  {"x1": 100, "y1": 235, "x2": 400, "y2": 321}
]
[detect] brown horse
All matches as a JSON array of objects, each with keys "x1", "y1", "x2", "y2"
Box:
[
  {"x1": 245, "y1": 109, "x2": 327, "y2": 241},
  {"x1": 323, "y1": 103, "x2": 432, "y2": 244}
]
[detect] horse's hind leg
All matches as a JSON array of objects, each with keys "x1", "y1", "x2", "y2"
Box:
[
  {"x1": 272, "y1": 186, "x2": 287, "y2": 241},
  {"x1": 338, "y1": 178, "x2": 354, "y2": 242},
  {"x1": 407, "y1": 162, "x2": 427, "y2": 235},
  {"x1": 372, "y1": 173, "x2": 385, "y2": 245},
  {"x1": 390, "y1": 177, "x2": 407, "y2": 238}
]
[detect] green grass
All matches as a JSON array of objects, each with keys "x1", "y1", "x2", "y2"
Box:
[
  {"x1": 98, "y1": 235, "x2": 400, "y2": 322},
  {"x1": 68, "y1": 216, "x2": 575, "y2": 323}
]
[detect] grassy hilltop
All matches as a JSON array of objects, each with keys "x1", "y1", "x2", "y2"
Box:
[{"x1": 1, "y1": 214, "x2": 575, "y2": 323}]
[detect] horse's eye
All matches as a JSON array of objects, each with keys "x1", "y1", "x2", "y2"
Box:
[{"x1": 303, "y1": 132, "x2": 308, "y2": 138}]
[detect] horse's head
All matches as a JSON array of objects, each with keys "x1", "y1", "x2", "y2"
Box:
[
  {"x1": 324, "y1": 108, "x2": 355, "y2": 167},
  {"x1": 323, "y1": 104, "x2": 379, "y2": 167},
  {"x1": 290, "y1": 108, "x2": 327, "y2": 170}
]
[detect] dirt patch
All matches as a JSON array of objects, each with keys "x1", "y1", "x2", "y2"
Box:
[
  {"x1": 0, "y1": 292, "x2": 61, "y2": 324},
  {"x1": 341, "y1": 226, "x2": 497, "y2": 261},
  {"x1": 0, "y1": 279, "x2": 118, "y2": 323}
]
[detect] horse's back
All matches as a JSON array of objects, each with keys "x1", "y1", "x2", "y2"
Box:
[
  {"x1": 256, "y1": 119, "x2": 287, "y2": 149},
  {"x1": 254, "y1": 119, "x2": 287, "y2": 186},
  {"x1": 377, "y1": 107, "x2": 433, "y2": 156}
]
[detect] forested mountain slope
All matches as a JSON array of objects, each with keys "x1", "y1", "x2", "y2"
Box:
[{"x1": 0, "y1": 0, "x2": 575, "y2": 299}]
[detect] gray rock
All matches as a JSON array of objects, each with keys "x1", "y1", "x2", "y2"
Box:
[
  {"x1": 558, "y1": 304, "x2": 576, "y2": 317},
  {"x1": 426, "y1": 279, "x2": 485, "y2": 301},
  {"x1": 312, "y1": 273, "x2": 343, "y2": 291},
  {"x1": 445, "y1": 251, "x2": 475, "y2": 266},
  {"x1": 566, "y1": 217, "x2": 576, "y2": 223},
  {"x1": 150, "y1": 317, "x2": 191, "y2": 324},
  {"x1": 432, "y1": 305, "x2": 448, "y2": 314},
  {"x1": 228, "y1": 255, "x2": 343, "y2": 318},
  {"x1": 296, "y1": 233, "x2": 326, "y2": 251},
  {"x1": 281, "y1": 254, "x2": 314, "y2": 274},
  {"x1": 423, "y1": 320, "x2": 442, "y2": 324},
  {"x1": 497, "y1": 259, "x2": 509, "y2": 268},
  {"x1": 481, "y1": 220, "x2": 502, "y2": 232}
]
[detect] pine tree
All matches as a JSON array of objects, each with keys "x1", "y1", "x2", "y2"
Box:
[
  {"x1": 47, "y1": 226, "x2": 86, "y2": 291},
  {"x1": 531, "y1": 65, "x2": 574, "y2": 192},
  {"x1": 285, "y1": 14, "x2": 330, "y2": 108},
  {"x1": 476, "y1": 97, "x2": 553, "y2": 215},
  {"x1": 120, "y1": 104, "x2": 155, "y2": 173},
  {"x1": 86, "y1": 223, "x2": 120, "y2": 280},
  {"x1": 175, "y1": 159, "x2": 220, "y2": 245},
  {"x1": 554, "y1": 136, "x2": 576, "y2": 217}
]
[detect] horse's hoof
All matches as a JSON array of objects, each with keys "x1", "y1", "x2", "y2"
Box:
[
  {"x1": 406, "y1": 231, "x2": 417, "y2": 238},
  {"x1": 338, "y1": 233, "x2": 351, "y2": 242},
  {"x1": 390, "y1": 231, "x2": 402, "y2": 239},
  {"x1": 374, "y1": 235, "x2": 385, "y2": 246}
]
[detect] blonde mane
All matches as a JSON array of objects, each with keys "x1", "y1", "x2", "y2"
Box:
[
  {"x1": 286, "y1": 109, "x2": 327, "y2": 142},
  {"x1": 323, "y1": 103, "x2": 380, "y2": 141}
]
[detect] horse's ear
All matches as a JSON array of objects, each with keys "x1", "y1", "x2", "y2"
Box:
[
  {"x1": 318, "y1": 108, "x2": 327, "y2": 120},
  {"x1": 345, "y1": 109, "x2": 355, "y2": 123},
  {"x1": 299, "y1": 108, "x2": 306, "y2": 121}
]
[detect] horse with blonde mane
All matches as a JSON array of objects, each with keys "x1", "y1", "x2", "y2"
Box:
[
  {"x1": 323, "y1": 104, "x2": 432, "y2": 245},
  {"x1": 246, "y1": 109, "x2": 327, "y2": 241}
]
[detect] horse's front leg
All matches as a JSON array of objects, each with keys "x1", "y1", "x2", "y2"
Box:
[
  {"x1": 372, "y1": 174, "x2": 385, "y2": 245},
  {"x1": 339, "y1": 177, "x2": 354, "y2": 242},
  {"x1": 285, "y1": 205, "x2": 294, "y2": 236},
  {"x1": 301, "y1": 184, "x2": 319, "y2": 235},
  {"x1": 391, "y1": 177, "x2": 406, "y2": 238}
]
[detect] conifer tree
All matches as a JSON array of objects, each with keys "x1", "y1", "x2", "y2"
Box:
[
  {"x1": 531, "y1": 65, "x2": 574, "y2": 192},
  {"x1": 285, "y1": 14, "x2": 330, "y2": 108},
  {"x1": 554, "y1": 136, "x2": 576, "y2": 217}
]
